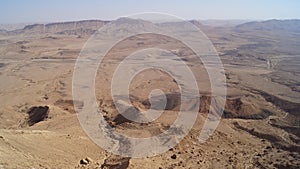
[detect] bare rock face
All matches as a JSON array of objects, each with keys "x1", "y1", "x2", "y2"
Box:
[
  {"x1": 26, "y1": 106, "x2": 49, "y2": 126},
  {"x1": 141, "y1": 93, "x2": 181, "y2": 111},
  {"x1": 79, "y1": 157, "x2": 93, "y2": 165},
  {"x1": 101, "y1": 156, "x2": 130, "y2": 169}
]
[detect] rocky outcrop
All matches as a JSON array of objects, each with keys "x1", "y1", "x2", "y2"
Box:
[{"x1": 25, "y1": 106, "x2": 49, "y2": 126}]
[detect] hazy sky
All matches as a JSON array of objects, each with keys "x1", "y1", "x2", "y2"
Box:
[{"x1": 1, "y1": 0, "x2": 299, "y2": 23}]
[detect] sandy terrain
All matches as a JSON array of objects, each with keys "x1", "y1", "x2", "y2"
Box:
[{"x1": 0, "y1": 19, "x2": 299, "y2": 168}]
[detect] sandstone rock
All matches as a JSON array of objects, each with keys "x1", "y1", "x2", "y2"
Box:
[
  {"x1": 85, "y1": 157, "x2": 94, "y2": 163},
  {"x1": 80, "y1": 159, "x2": 88, "y2": 165},
  {"x1": 171, "y1": 154, "x2": 177, "y2": 159},
  {"x1": 80, "y1": 157, "x2": 94, "y2": 165}
]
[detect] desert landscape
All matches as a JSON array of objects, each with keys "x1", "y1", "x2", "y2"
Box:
[{"x1": 0, "y1": 18, "x2": 299, "y2": 169}]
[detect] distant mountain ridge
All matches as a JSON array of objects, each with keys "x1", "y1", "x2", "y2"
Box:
[
  {"x1": 199, "y1": 19, "x2": 250, "y2": 27},
  {"x1": 4, "y1": 18, "x2": 207, "y2": 35},
  {"x1": 7, "y1": 20, "x2": 109, "y2": 35},
  {"x1": 1, "y1": 19, "x2": 300, "y2": 35},
  {"x1": 234, "y1": 19, "x2": 300, "y2": 33}
]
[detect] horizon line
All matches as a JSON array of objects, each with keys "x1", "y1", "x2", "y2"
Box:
[{"x1": 1, "y1": 17, "x2": 300, "y2": 25}]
